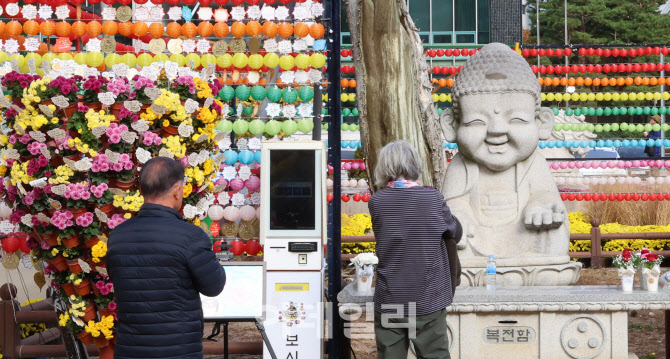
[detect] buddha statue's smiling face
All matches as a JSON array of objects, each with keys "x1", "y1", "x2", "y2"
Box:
[{"x1": 457, "y1": 92, "x2": 540, "y2": 172}]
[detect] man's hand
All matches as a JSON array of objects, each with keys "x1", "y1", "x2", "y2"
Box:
[{"x1": 524, "y1": 202, "x2": 565, "y2": 230}]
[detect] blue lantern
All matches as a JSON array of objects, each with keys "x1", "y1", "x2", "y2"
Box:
[
  {"x1": 224, "y1": 150, "x2": 238, "y2": 165},
  {"x1": 539, "y1": 141, "x2": 547, "y2": 149},
  {"x1": 255, "y1": 150, "x2": 262, "y2": 164},
  {"x1": 238, "y1": 150, "x2": 254, "y2": 165},
  {"x1": 547, "y1": 141, "x2": 556, "y2": 148}
]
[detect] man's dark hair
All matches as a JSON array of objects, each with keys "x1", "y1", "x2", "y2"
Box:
[{"x1": 140, "y1": 157, "x2": 185, "y2": 199}]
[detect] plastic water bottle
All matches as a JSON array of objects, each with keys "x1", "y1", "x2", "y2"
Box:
[{"x1": 486, "y1": 254, "x2": 496, "y2": 291}]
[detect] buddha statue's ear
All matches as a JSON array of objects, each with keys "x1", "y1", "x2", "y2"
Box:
[
  {"x1": 440, "y1": 108, "x2": 458, "y2": 142},
  {"x1": 537, "y1": 107, "x2": 554, "y2": 141}
]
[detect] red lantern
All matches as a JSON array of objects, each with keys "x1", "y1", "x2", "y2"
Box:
[
  {"x1": 571, "y1": 64, "x2": 578, "y2": 73},
  {"x1": 632, "y1": 193, "x2": 640, "y2": 201},
  {"x1": 547, "y1": 66, "x2": 555, "y2": 74},
  {"x1": 564, "y1": 48, "x2": 572, "y2": 56},
  {"x1": 210, "y1": 222, "x2": 220, "y2": 237},
  {"x1": 531, "y1": 65, "x2": 538, "y2": 74},
  {"x1": 595, "y1": 48, "x2": 603, "y2": 57},
  {"x1": 436, "y1": 49, "x2": 445, "y2": 57},
  {"x1": 539, "y1": 66, "x2": 546, "y2": 74},
  {"x1": 608, "y1": 193, "x2": 616, "y2": 201},
  {"x1": 625, "y1": 64, "x2": 633, "y2": 73},
  {"x1": 264, "y1": 0, "x2": 276, "y2": 3},
  {"x1": 362, "y1": 194, "x2": 370, "y2": 202},
  {"x1": 453, "y1": 49, "x2": 461, "y2": 56},
  {"x1": 560, "y1": 193, "x2": 568, "y2": 201},
  {"x1": 546, "y1": 49, "x2": 555, "y2": 57},
  {"x1": 230, "y1": 240, "x2": 245, "y2": 255},
  {"x1": 445, "y1": 49, "x2": 453, "y2": 57},
  {"x1": 616, "y1": 193, "x2": 624, "y2": 201},
  {"x1": 578, "y1": 48, "x2": 587, "y2": 56},
  {"x1": 530, "y1": 49, "x2": 538, "y2": 57},
  {"x1": 599, "y1": 193, "x2": 607, "y2": 201},
  {"x1": 625, "y1": 193, "x2": 632, "y2": 201},
  {"x1": 576, "y1": 194, "x2": 584, "y2": 201},
  {"x1": 641, "y1": 193, "x2": 649, "y2": 201},
  {"x1": 215, "y1": 0, "x2": 229, "y2": 4},
  {"x1": 450, "y1": 67, "x2": 458, "y2": 74},
  {"x1": 658, "y1": 193, "x2": 665, "y2": 201},
  {"x1": 633, "y1": 63, "x2": 641, "y2": 73},
  {"x1": 663, "y1": 47, "x2": 670, "y2": 56},
  {"x1": 248, "y1": 0, "x2": 260, "y2": 3},
  {"x1": 213, "y1": 240, "x2": 223, "y2": 253},
  {"x1": 646, "y1": 47, "x2": 654, "y2": 55},
  {"x1": 594, "y1": 65, "x2": 602, "y2": 73},
  {"x1": 641, "y1": 63, "x2": 649, "y2": 72},
  {"x1": 427, "y1": 50, "x2": 436, "y2": 58},
  {"x1": 666, "y1": 194, "x2": 670, "y2": 200},
  {"x1": 353, "y1": 194, "x2": 361, "y2": 202},
  {"x1": 586, "y1": 64, "x2": 595, "y2": 72},
  {"x1": 1, "y1": 235, "x2": 19, "y2": 253},
  {"x1": 18, "y1": 235, "x2": 30, "y2": 254},
  {"x1": 555, "y1": 66, "x2": 563, "y2": 74},
  {"x1": 440, "y1": 67, "x2": 449, "y2": 75},
  {"x1": 568, "y1": 193, "x2": 576, "y2": 201},
  {"x1": 327, "y1": 194, "x2": 334, "y2": 202},
  {"x1": 578, "y1": 65, "x2": 586, "y2": 73},
  {"x1": 469, "y1": 49, "x2": 476, "y2": 56},
  {"x1": 618, "y1": 64, "x2": 626, "y2": 72},
  {"x1": 665, "y1": 64, "x2": 670, "y2": 72},
  {"x1": 462, "y1": 48, "x2": 469, "y2": 56},
  {"x1": 603, "y1": 64, "x2": 611, "y2": 73},
  {"x1": 587, "y1": 48, "x2": 595, "y2": 56},
  {"x1": 584, "y1": 193, "x2": 592, "y2": 201},
  {"x1": 555, "y1": 49, "x2": 563, "y2": 57},
  {"x1": 649, "y1": 193, "x2": 658, "y2": 201},
  {"x1": 592, "y1": 194, "x2": 599, "y2": 202},
  {"x1": 341, "y1": 195, "x2": 350, "y2": 202},
  {"x1": 620, "y1": 49, "x2": 629, "y2": 57},
  {"x1": 539, "y1": 49, "x2": 547, "y2": 57},
  {"x1": 432, "y1": 66, "x2": 440, "y2": 74},
  {"x1": 521, "y1": 49, "x2": 530, "y2": 57},
  {"x1": 603, "y1": 49, "x2": 611, "y2": 57},
  {"x1": 244, "y1": 240, "x2": 262, "y2": 255},
  {"x1": 612, "y1": 48, "x2": 620, "y2": 57}
]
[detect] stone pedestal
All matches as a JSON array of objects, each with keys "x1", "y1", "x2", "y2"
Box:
[
  {"x1": 337, "y1": 284, "x2": 670, "y2": 359},
  {"x1": 460, "y1": 262, "x2": 583, "y2": 287}
]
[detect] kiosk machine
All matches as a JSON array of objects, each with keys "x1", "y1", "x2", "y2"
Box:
[{"x1": 260, "y1": 140, "x2": 326, "y2": 359}]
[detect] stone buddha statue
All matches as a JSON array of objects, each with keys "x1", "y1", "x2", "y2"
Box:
[{"x1": 440, "y1": 43, "x2": 581, "y2": 286}]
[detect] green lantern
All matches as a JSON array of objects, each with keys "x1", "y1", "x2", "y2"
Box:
[
  {"x1": 243, "y1": 106, "x2": 253, "y2": 116},
  {"x1": 297, "y1": 119, "x2": 314, "y2": 134},
  {"x1": 611, "y1": 123, "x2": 619, "y2": 131},
  {"x1": 603, "y1": 124, "x2": 611, "y2": 132},
  {"x1": 604, "y1": 108, "x2": 612, "y2": 116},
  {"x1": 265, "y1": 120, "x2": 281, "y2": 136},
  {"x1": 636, "y1": 107, "x2": 643, "y2": 115},
  {"x1": 662, "y1": 123, "x2": 670, "y2": 131},
  {"x1": 574, "y1": 109, "x2": 581, "y2": 116},
  {"x1": 586, "y1": 124, "x2": 595, "y2": 132},
  {"x1": 620, "y1": 108, "x2": 628, "y2": 115},
  {"x1": 215, "y1": 119, "x2": 233, "y2": 132},
  {"x1": 553, "y1": 108, "x2": 559, "y2": 116},
  {"x1": 651, "y1": 107, "x2": 659, "y2": 115},
  {"x1": 652, "y1": 123, "x2": 661, "y2": 131},
  {"x1": 554, "y1": 124, "x2": 562, "y2": 131},
  {"x1": 566, "y1": 109, "x2": 573, "y2": 116},
  {"x1": 636, "y1": 124, "x2": 644, "y2": 132},
  {"x1": 595, "y1": 124, "x2": 603, "y2": 132},
  {"x1": 644, "y1": 123, "x2": 653, "y2": 132},
  {"x1": 620, "y1": 123, "x2": 628, "y2": 131},
  {"x1": 342, "y1": 108, "x2": 351, "y2": 116},
  {"x1": 229, "y1": 107, "x2": 236, "y2": 116},
  {"x1": 571, "y1": 123, "x2": 579, "y2": 131},
  {"x1": 579, "y1": 124, "x2": 587, "y2": 131},
  {"x1": 232, "y1": 119, "x2": 249, "y2": 134},
  {"x1": 219, "y1": 86, "x2": 235, "y2": 101},
  {"x1": 235, "y1": 85, "x2": 251, "y2": 101},
  {"x1": 282, "y1": 88, "x2": 298, "y2": 103},
  {"x1": 595, "y1": 108, "x2": 603, "y2": 116},
  {"x1": 322, "y1": 123, "x2": 329, "y2": 131},
  {"x1": 643, "y1": 107, "x2": 651, "y2": 115},
  {"x1": 298, "y1": 86, "x2": 315, "y2": 102},
  {"x1": 282, "y1": 120, "x2": 298, "y2": 135},
  {"x1": 251, "y1": 86, "x2": 267, "y2": 101},
  {"x1": 588, "y1": 108, "x2": 596, "y2": 116},
  {"x1": 612, "y1": 108, "x2": 620, "y2": 116},
  {"x1": 248, "y1": 119, "x2": 265, "y2": 135},
  {"x1": 342, "y1": 123, "x2": 350, "y2": 131},
  {"x1": 267, "y1": 86, "x2": 282, "y2": 102},
  {"x1": 662, "y1": 107, "x2": 669, "y2": 115},
  {"x1": 438, "y1": 108, "x2": 443, "y2": 115}
]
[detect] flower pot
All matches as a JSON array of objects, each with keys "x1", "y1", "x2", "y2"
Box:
[
  {"x1": 93, "y1": 335, "x2": 109, "y2": 348},
  {"x1": 354, "y1": 264, "x2": 374, "y2": 294},
  {"x1": 49, "y1": 155, "x2": 65, "y2": 168},
  {"x1": 66, "y1": 153, "x2": 82, "y2": 162},
  {"x1": 62, "y1": 234, "x2": 80, "y2": 248},
  {"x1": 98, "y1": 203, "x2": 115, "y2": 216},
  {"x1": 641, "y1": 265, "x2": 661, "y2": 292},
  {"x1": 75, "y1": 279, "x2": 92, "y2": 296},
  {"x1": 67, "y1": 259, "x2": 82, "y2": 274},
  {"x1": 620, "y1": 274, "x2": 634, "y2": 292},
  {"x1": 93, "y1": 285, "x2": 101, "y2": 296},
  {"x1": 109, "y1": 102, "x2": 124, "y2": 119},
  {"x1": 111, "y1": 177, "x2": 137, "y2": 191},
  {"x1": 69, "y1": 207, "x2": 87, "y2": 221},
  {"x1": 61, "y1": 282, "x2": 76, "y2": 297},
  {"x1": 41, "y1": 233, "x2": 59, "y2": 247},
  {"x1": 64, "y1": 104, "x2": 77, "y2": 118},
  {"x1": 99, "y1": 307, "x2": 115, "y2": 317},
  {"x1": 160, "y1": 125, "x2": 179, "y2": 137},
  {"x1": 76, "y1": 331, "x2": 94, "y2": 345},
  {"x1": 81, "y1": 302, "x2": 97, "y2": 322},
  {"x1": 84, "y1": 102, "x2": 103, "y2": 112},
  {"x1": 47, "y1": 255, "x2": 68, "y2": 271},
  {"x1": 85, "y1": 236, "x2": 101, "y2": 249}
]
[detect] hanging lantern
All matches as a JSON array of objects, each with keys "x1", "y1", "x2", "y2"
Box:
[
  {"x1": 244, "y1": 240, "x2": 262, "y2": 255},
  {"x1": 240, "y1": 206, "x2": 256, "y2": 221},
  {"x1": 208, "y1": 204, "x2": 225, "y2": 221},
  {"x1": 223, "y1": 206, "x2": 241, "y2": 221},
  {"x1": 1, "y1": 235, "x2": 19, "y2": 253},
  {"x1": 230, "y1": 240, "x2": 245, "y2": 255}
]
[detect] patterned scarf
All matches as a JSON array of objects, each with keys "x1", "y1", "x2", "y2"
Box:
[{"x1": 387, "y1": 178, "x2": 421, "y2": 188}]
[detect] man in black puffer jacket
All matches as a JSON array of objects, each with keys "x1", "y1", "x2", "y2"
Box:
[{"x1": 107, "y1": 157, "x2": 226, "y2": 359}]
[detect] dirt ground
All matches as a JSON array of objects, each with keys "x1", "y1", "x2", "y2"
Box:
[{"x1": 206, "y1": 268, "x2": 667, "y2": 359}]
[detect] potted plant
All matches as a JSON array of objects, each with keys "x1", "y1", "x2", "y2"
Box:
[
  {"x1": 63, "y1": 247, "x2": 83, "y2": 274},
  {"x1": 105, "y1": 123, "x2": 133, "y2": 153},
  {"x1": 63, "y1": 183, "x2": 91, "y2": 220},
  {"x1": 612, "y1": 248, "x2": 638, "y2": 292},
  {"x1": 59, "y1": 311, "x2": 91, "y2": 345},
  {"x1": 1, "y1": 71, "x2": 41, "y2": 102},
  {"x1": 131, "y1": 75, "x2": 155, "y2": 105},
  {"x1": 91, "y1": 240, "x2": 107, "y2": 268},
  {"x1": 68, "y1": 294, "x2": 97, "y2": 322},
  {"x1": 94, "y1": 294, "x2": 116, "y2": 318},
  {"x1": 90, "y1": 183, "x2": 114, "y2": 215},
  {"x1": 44, "y1": 246, "x2": 68, "y2": 272},
  {"x1": 349, "y1": 252, "x2": 378, "y2": 294},
  {"x1": 81, "y1": 219, "x2": 104, "y2": 249},
  {"x1": 67, "y1": 272, "x2": 92, "y2": 296},
  {"x1": 138, "y1": 131, "x2": 163, "y2": 156},
  {"x1": 81, "y1": 76, "x2": 108, "y2": 111},
  {"x1": 85, "y1": 315, "x2": 116, "y2": 348},
  {"x1": 49, "y1": 76, "x2": 80, "y2": 117},
  {"x1": 640, "y1": 249, "x2": 664, "y2": 292},
  {"x1": 106, "y1": 78, "x2": 131, "y2": 117}
]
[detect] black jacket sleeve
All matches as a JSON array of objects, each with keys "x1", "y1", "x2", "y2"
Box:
[{"x1": 187, "y1": 230, "x2": 226, "y2": 297}]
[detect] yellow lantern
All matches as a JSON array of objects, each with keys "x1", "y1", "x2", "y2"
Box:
[
  {"x1": 42, "y1": 53, "x2": 57, "y2": 66},
  {"x1": 571, "y1": 93, "x2": 579, "y2": 101},
  {"x1": 645, "y1": 92, "x2": 653, "y2": 101},
  {"x1": 121, "y1": 54, "x2": 137, "y2": 68},
  {"x1": 25, "y1": 53, "x2": 42, "y2": 68},
  {"x1": 562, "y1": 93, "x2": 570, "y2": 102},
  {"x1": 595, "y1": 93, "x2": 604, "y2": 101},
  {"x1": 74, "y1": 53, "x2": 87, "y2": 65},
  {"x1": 170, "y1": 54, "x2": 186, "y2": 66},
  {"x1": 263, "y1": 53, "x2": 279, "y2": 68},
  {"x1": 9, "y1": 54, "x2": 25, "y2": 68},
  {"x1": 546, "y1": 93, "x2": 555, "y2": 101},
  {"x1": 612, "y1": 93, "x2": 620, "y2": 101},
  {"x1": 604, "y1": 92, "x2": 612, "y2": 101},
  {"x1": 86, "y1": 52, "x2": 104, "y2": 67},
  {"x1": 137, "y1": 53, "x2": 153, "y2": 67},
  {"x1": 620, "y1": 93, "x2": 629, "y2": 101},
  {"x1": 278, "y1": 55, "x2": 295, "y2": 71},
  {"x1": 232, "y1": 53, "x2": 248, "y2": 68},
  {"x1": 348, "y1": 93, "x2": 356, "y2": 102},
  {"x1": 57, "y1": 53, "x2": 73, "y2": 61},
  {"x1": 36, "y1": 69, "x2": 44, "y2": 77},
  {"x1": 540, "y1": 93, "x2": 547, "y2": 101},
  {"x1": 217, "y1": 54, "x2": 232, "y2": 68},
  {"x1": 438, "y1": 93, "x2": 448, "y2": 102},
  {"x1": 654, "y1": 92, "x2": 662, "y2": 101},
  {"x1": 248, "y1": 54, "x2": 263, "y2": 69},
  {"x1": 295, "y1": 54, "x2": 310, "y2": 70},
  {"x1": 18, "y1": 64, "x2": 29, "y2": 74},
  {"x1": 432, "y1": 94, "x2": 439, "y2": 102},
  {"x1": 200, "y1": 54, "x2": 216, "y2": 68},
  {"x1": 310, "y1": 53, "x2": 326, "y2": 68},
  {"x1": 0, "y1": 52, "x2": 8, "y2": 64},
  {"x1": 104, "y1": 53, "x2": 121, "y2": 68},
  {"x1": 446, "y1": 94, "x2": 452, "y2": 102},
  {"x1": 185, "y1": 53, "x2": 201, "y2": 69},
  {"x1": 153, "y1": 53, "x2": 169, "y2": 63},
  {"x1": 587, "y1": 93, "x2": 596, "y2": 101},
  {"x1": 637, "y1": 92, "x2": 645, "y2": 100},
  {"x1": 663, "y1": 92, "x2": 670, "y2": 101},
  {"x1": 341, "y1": 93, "x2": 349, "y2": 102}
]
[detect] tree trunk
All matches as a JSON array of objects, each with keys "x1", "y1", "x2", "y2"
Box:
[{"x1": 346, "y1": 0, "x2": 445, "y2": 192}]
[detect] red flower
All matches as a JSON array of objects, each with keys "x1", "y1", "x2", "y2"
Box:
[
  {"x1": 641, "y1": 249, "x2": 651, "y2": 255},
  {"x1": 646, "y1": 254, "x2": 658, "y2": 262},
  {"x1": 622, "y1": 248, "x2": 632, "y2": 261}
]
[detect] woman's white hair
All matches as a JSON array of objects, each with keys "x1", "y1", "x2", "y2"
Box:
[{"x1": 373, "y1": 140, "x2": 422, "y2": 188}]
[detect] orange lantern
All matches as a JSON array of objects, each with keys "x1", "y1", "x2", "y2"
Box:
[
  {"x1": 262, "y1": 21, "x2": 277, "y2": 37},
  {"x1": 294, "y1": 23, "x2": 309, "y2": 38},
  {"x1": 559, "y1": 77, "x2": 568, "y2": 86},
  {"x1": 567, "y1": 78, "x2": 576, "y2": 86},
  {"x1": 659, "y1": 78, "x2": 667, "y2": 86},
  {"x1": 40, "y1": 21, "x2": 57, "y2": 37},
  {"x1": 166, "y1": 22, "x2": 181, "y2": 38},
  {"x1": 55, "y1": 22, "x2": 71, "y2": 37},
  {"x1": 437, "y1": 78, "x2": 447, "y2": 87},
  {"x1": 446, "y1": 78, "x2": 454, "y2": 87},
  {"x1": 642, "y1": 77, "x2": 650, "y2": 86},
  {"x1": 592, "y1": 78, "x2": 601, "y2": 87},
  {"x1": 309, "y1": 23, "x2": 325, "y2": 39},
  {"x1": 6, "y1": 21, "x2": 22, "y2": 37},
  {"x1": 72, "y1": 21, "x2": 86, "y2": 38},
  {"x1": 616, "y1": 77, "x2": 625, "y2": 86},
  {"x1": 181, "y1": 22, "x2": 197, "y2": 38},
  {"x1": 213, "y1": 22, "x2": 229, "y2": 38},
  {"x1": 118, "y1": 22, "x2": 133, "y2": 37},
  {"x1": 576, "y1": 77, "x2": 584, "y2": 86},
  {"x1": 133, "y1": 21, "x2": 149, "y2": 37},
  {"x1": 198, "y1": 22, "x2": 213, "y2": 37},
  {"x1": 599, "y1": 78, "x2": 609, "y2": 87},
  {"x1": 231, "y1": 21, "x2": 246, "y2": 38},
  {"x1": 537, "y1": 78, "x2": 543, "y2": 86},
  {"x1": 584, "y1": 78, "x2": 593, "y2": 86},
  {"x1": 23, "y1": 21, "x2": 40, "y2": 36},
  {"x1": 349, "y1": 80, "x2": 357, "y2": 88},
  {"x1": 551, "y1": 78, "x2": 560, "y2": 87},
  {"x1": 0, "y1": 23, "x2": 5, "y2": 37},
  {"x1": 87, "y1": 21, "x2": 102, "y2": 37},
  {"x1": 102, "y1": 21, "x2": 118, "y2": 36},
  {"x1": 634, "y1": 77, "x2": 642, "y2": 85},
  {"x1": 650, "y1": 77, "x2": 658, "y2": 86},
  {"x1": 340, "y1": 79, "x2": 349, "y2": 87},
  {"x1": 149, "y1": 23, "x2": 164, "y2": 38},
  {"x1": 277, "y1": 23, "x2": 293, "y2": 38},
  {"x1": 246, "y1": 21, "x2": 261, "y2": 37},
  {"x1": 624, "y1": 77, "x2": 633, "y2": 86}
]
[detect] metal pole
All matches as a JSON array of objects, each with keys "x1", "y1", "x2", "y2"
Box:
[
  {"x1": 662, "y1": 53, "x2": 666, "y2": 157},
  {"x1": 326, "y1": 0, "x2": 342, "y2": 358},
  {"x1": 536, "y1": 0, "x2": 540, "y2": 69},
  {"x1": 564, "y1": 0, "x2": 568, "y2": 109}
]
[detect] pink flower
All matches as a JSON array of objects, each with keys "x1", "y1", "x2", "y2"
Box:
[
  {"x1": 108, "y1": 301, "x2": 117, "y2": 311},
  {"x1": 75, "y1": 212, "x2": 93, "y2": 227}
]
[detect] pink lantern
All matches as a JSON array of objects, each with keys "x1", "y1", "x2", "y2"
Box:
[
  {"x1": 606, "y1": 161, "x2": 615, "y2": 168},
  {"x1": 245, "y1": 176, "x2": 261, "y2": 192},
  {"x1": 567, "y1": 161, "x2": 576, "y2": 169},
  {"x1": 348, "y1": 179, "x2": 357, "y2": 187},
  {"x1": 632, "y1": 160, "x2": 641, "y2": 167},
  {"x1": 223, "y1": 206, "x2": 241, "y2": 221},
  {"x1": 664, "y1": 160, "x2": 670, "y2": 168},
  {"x1": 351, "y1": 162, "x2": 360, "y2": 169},
  {"x1": 216, "y1": 178, "x2": 229, "y2": 188},
  {"x1": 230, "y1": 178, "x2": 245, "y2": 191},
  {"x1": 559, "y1": 162, "x2": 568, "y2": 169},
  {"x1": 208, "y1": 205, "x2": 225, "y2": 221},
  {"x1": 357, "y1": 179, "x2": 367, "y2": 187},
  {"x1": 360, "y1": 163, "x2": 366, "y2": 171},
  {"x1": 343, "y1": 162, "x2": 352, "y2": 170},
  {"x1": 575, "y1": 162, "x2": 584, "y2": 169},
  {"x1": 240, "y1": 205, "x2": 256, "y2": 221},
  {"x1": 616, "y1": 161, "x2": 625, "y2": 169}
]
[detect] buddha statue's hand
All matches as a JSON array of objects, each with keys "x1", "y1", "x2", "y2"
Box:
[
  {"x1": 457, "y1": 223, "x2": 475, "y2": 250},
  {"x1": 523, "y1": 201, "x2": 565, "y2": 230}
]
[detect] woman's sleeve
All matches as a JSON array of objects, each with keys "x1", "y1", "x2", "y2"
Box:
[{"x1": 442, "y1": 201, "x2": 463, "y2": 243}]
